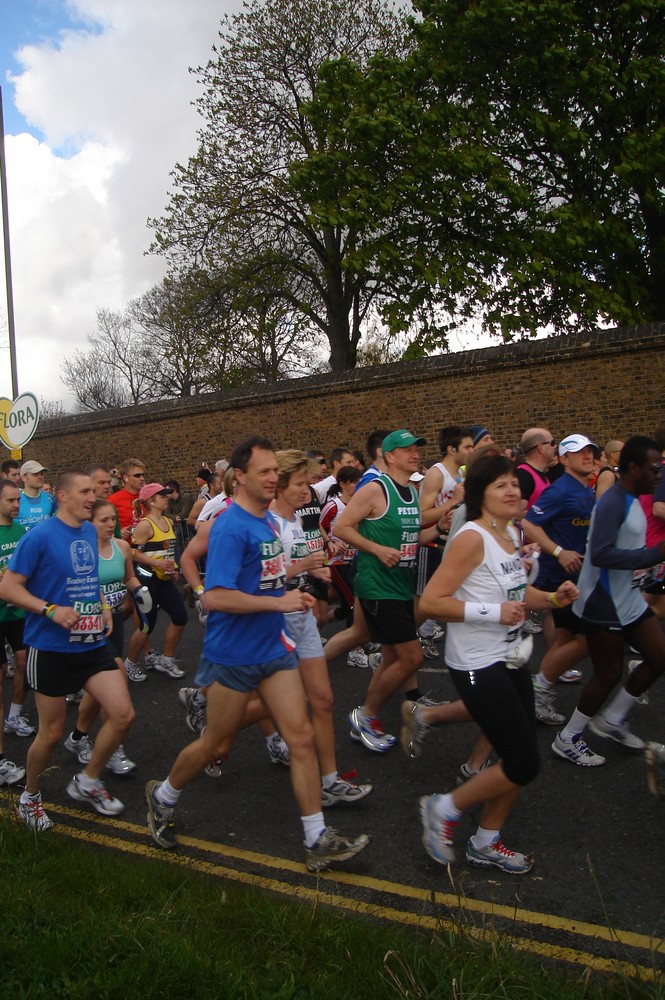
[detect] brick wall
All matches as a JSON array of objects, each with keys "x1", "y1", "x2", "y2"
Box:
[{"x1": 21, "y1": 322, "x2": 665, "y2": 489}]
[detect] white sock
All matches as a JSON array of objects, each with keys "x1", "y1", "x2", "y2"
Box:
[
  {"x1": 534, "y1": 672, "x2": 552, "y2": 690},
  {"x1": 20, "y1": 790, "x2": 40, "y2": 803},
  {"x1": 321, "y1": 771, "x2": 339, "y2": 790},
  {"x1": 602, "y1": 687, "x2": 639, "y2": 726},
  {"x1": 156, "y1": 777, "x2": 181, "y2": 806},
  {"x1": 561, "y1": 709, "x2": 591, "y2": 741},
  {"x1": 161, "y1": 655, "x2": 175, "y2": 665},
  {"x1": 302, "y1": 812, "x2": 326, "y2": 847},
  {"x1": 433, "y1": 792, "x2": 462, "y2": 821},
  {"x1": 125, "y1": 658, "x2": 137, "y2": 667},
  {"x1": 77, "y1": 771, "x2": 100, "y2": 790},
  {"x1": 8, "y1": 702, "x2": 23, "y2": 720},
  {"x1": 471, "y1": 826, "x2": 500, "y2": 850}
]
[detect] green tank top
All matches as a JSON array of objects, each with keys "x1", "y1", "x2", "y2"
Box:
[{"x1": 355, "y1": 475, "x2": 420, "y2": 600}]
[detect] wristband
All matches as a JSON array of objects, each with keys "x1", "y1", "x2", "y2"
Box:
[
  {"x1": 193, "y1": 585, "x2": 204, "y2": 597},
  {"x1": 101, "y1": 602, "x2": 111, "y2": 611},
  {"x1": 44, "y1": 604, "x2": 57, "y2": 620},
  {"x1": 463, "y1": 602, "x2": 501, "y2": 624},
  {"x1": 552, "y1": 545, "x2": 562, "y2": 558},
  {"x1": 549, "y1": 592, "x2": 564, "y2": 609},
  {"x1": 41, "y1": 602, "x2": 52, "y2": 617}
]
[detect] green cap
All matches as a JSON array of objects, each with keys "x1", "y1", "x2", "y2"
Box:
[{"x1": 381, "y1": 429, "x2": 427, "y2": 454}]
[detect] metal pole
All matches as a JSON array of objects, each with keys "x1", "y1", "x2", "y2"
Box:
[{"x1": 0, "y1": 85, "x2": 19, "y2": 398}]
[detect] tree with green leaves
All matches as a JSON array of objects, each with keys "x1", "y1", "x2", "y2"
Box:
[
  {"x1": 295, "y1": 0, "x2": 665, "y2": 343},
  {"x1": 149, "y1": 0, "x2": 410, "y2": 371}
]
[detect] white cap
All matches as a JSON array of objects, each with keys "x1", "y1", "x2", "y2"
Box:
[{"x1": 558, "y1": 434, "x2": 598, "y2": 456}]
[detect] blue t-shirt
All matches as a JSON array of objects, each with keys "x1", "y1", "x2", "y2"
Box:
[
  {"x1": 8, "y1": 517, "x2": 105, "y2": 652},
  {"x1": 203, "y1": 503, "x2": 296, "y2": 667},
  {"x1": 17, "y1": 491, "x2": 55, "y2": 531},
  {"x1": 525, "y1": 473, "x2": 595, "y2": 587}
]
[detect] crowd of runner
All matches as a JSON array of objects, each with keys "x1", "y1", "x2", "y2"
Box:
[{"x1": 0, "y1": 421, "x2": 664, "y2": 874}]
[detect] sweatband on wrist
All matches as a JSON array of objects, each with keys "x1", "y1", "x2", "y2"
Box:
[
  {"x1": 101, "y1": 603, "x2": 111, "y2": 611},
  {"x1": 549, "y1": 592, "x2": 564, "y2": 609},
  {"x1": 463, "y1": 602, "x2": 501, "y2": 624},
  {"x1": 193, "y1": 586, "x2": 204, "y2": 596},
  {"x1": 552, "y1": 545, "x2": 562, "y2": 558}
]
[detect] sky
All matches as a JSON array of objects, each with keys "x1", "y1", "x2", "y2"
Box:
[{"x1": 0, "y1": 0, "x2": 242, "y2": 408}]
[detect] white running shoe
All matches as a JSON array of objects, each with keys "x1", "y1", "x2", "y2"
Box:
[
  {"x1": 522, "y1": 618, "x2": 543, "y2": 635},
  {"x1": 346, "y1": 649, "x2": 369, "y2": 669},
  {"x1": 321, "y1": 777, "x2": 372, "y2": 807},
  {"x1": 124, "y1": 659, "x2": 147, "y2": 683},
  {"x1": 153, "y1": 656, "x2": 185, "y2": 679},
  {"x1": 552, "y1": 733, "x2": 606, "y2": 766},
  {"x1": 589, "y1": 715, "x2": 645, "y2": 750},
  {"x1": 558, "y1": 669, "x2": 582, "y2": 683},
  {"x1": 266, "y1": 733, "x2": 290, "y2": 766},
  {"x1": 18, "y1": 792, "x2": 53, "y2": 831},
  {"x1": 4, "y1": 714, "x2": 36, "y2": 737},
  {"x1": 533, "y1": 685, "x2": 565, "y2": 726},
  {"x1": 0, "y1": 758, "x2": 25, "y2": 785},
  {"x1": 64, "y1": 732, "x2": 95, "y2": 764},
  {"x1": 66, "y1": 774, "x2": 124, "y2": 815},
  {"x1": 105, "y1": 745, "x2": 137, "y2": 775}
]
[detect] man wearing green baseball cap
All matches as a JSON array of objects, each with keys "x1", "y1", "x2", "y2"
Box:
[{"x1": 334, "y1": 429, "x2": 432, "y2": 752}]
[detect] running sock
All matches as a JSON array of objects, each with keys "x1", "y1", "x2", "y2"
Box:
[
  {"x1": 155, "y1": 777, "x2": 181, "y2": 807},
  {"x1": 72, "y1": 728, "x2": 87, "y2": 742},
  {"x1": 302, "y1": 812, "x2": 326, "y2": 847},
  {"x1": 160, "y1": 656, "x2": 176, "y2": 665},
  {"x1": 321, "y1": 771, "x2": 339, "y2": 790},
  {"x1": 560, "y1": 709, "x2": 592, "y2": 742},
  {"x1": 534, "y1": 672, "x2": 552, "y2": 690},
  {"x1": 20, "y1": 790, "x2": 40, "y2": 803},
  {"x1": 77, "y1": 771, "x2": 101, "y2": 790},
  {"x1": 470, "y1": 827, "x2": 500, "y2": 850},
  {"x1": 7, "y1": 703, "x2": 23, "y2": 720},
  {"x1": 404, "y1": 688, "x2": 421, "y2": 702},
  {"x1": 432, "y1": 792, "x2": 462, "y2": 822},
  {"x1": 602, "y1": 687, "x2": 639, "y2": 726}
]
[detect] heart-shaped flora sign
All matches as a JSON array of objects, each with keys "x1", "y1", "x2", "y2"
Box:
[{"x1": 0, "y1": 392, "x2": 40, "y2": 450}]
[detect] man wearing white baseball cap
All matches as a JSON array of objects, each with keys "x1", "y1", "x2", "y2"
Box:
[
  {"x1": 18, "y1": 461, "x2": 55, "y2": 531},
  {"x1": 523, "y1": 433, "x2": 597, "y2": 723}
]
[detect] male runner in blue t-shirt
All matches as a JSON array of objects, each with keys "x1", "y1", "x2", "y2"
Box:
[
  {"x1": 0, "y1": 471, "x2": 136, "y2": 830},
  {"x1": 145, "y1": 435, "x2": 369, "y2": 872},
  {"x1": 551, "y1": 436, "x2": 665, "y2": 765},
  {"x1": 523, "y1": 433, "x2": 597, "y2": 722}
]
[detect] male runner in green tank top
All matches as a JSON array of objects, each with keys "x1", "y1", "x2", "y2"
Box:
[{"x1": 335, "y1": 429, "x2": 439, "y2": 751}]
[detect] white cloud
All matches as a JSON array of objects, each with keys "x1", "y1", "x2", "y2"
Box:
[{"x1": 1, "y1": 0, "x2": 241, "y2": 407}]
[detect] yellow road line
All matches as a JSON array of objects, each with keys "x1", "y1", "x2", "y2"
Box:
[
  {"x1": 54, "y1": 820, "x2": 664, "y2": 982},
  {"x1": 35, "y1": 800, "x2": 664, "y2": 966}
]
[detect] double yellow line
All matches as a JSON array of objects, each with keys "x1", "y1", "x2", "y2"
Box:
[{"x1": 27, "y1": 800, "x2": 664, "y2": 982}]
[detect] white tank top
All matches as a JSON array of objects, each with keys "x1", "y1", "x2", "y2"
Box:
[
  {"x1": 445, "y1": 522, "x2": 526, "y2": 671},
  {"x1": 434, "y1": 462, "x2": 459, "y2": 507}
]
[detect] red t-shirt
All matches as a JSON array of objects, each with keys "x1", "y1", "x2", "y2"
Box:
[{"x1": 109, "y1": 488, "x2": 139, "y2": 531}]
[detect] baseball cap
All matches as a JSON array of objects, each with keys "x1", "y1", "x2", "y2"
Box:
[
  {"x1": 139, "y1": 482, "x2": 174, "y2": 502},
  {"x1": 21, "y1": 460, "x2": 47, "y2": 475},
  {"x1": 558, "y1": 434, "x2": 598, "y2": 456},
  {"x1": 381, "y1": 430, "x2": 427, "y2": 454},
  {"x1": 409, "y1": 471, "x2": 425, "y2": 483}
]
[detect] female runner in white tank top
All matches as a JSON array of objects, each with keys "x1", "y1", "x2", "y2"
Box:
[{"x1": 417, "y1": 454, "x2": 578, "y2": 874}]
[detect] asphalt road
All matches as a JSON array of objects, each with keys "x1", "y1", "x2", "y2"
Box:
[{"x1": 2, "y1": 605, "x2": 664, "y2": 972}]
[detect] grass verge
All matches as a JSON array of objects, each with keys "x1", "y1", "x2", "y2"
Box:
[{"x1": 0, "y1": 818, "x2": 662, "y2": 999}]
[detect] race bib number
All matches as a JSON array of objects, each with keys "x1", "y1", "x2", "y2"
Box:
[
  {"x1": 260, "y1": 551, "x2": 287, "y2": 591},
  {"x1": 506, "y1": 583, "x2": 526, "y2": 644},
  {"x1": 305, "y1": 532, "x2": 324, "y2": 553},
  {"x1": 69, "y1": 614, "x2": 104, "y2": 644},
  {"x1": 399, "y1": 542, "x2": 417, "y2": 568},
  {"x1": 102, "y1": 581, "x2": 127, "y2": 609}
]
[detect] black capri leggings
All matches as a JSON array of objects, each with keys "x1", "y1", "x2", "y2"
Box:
[
  {"x1": 448, "y1": 661, "x2": 540, "y2": 786},
  {"x1": 145, "y1": 577, "x2": 188, "y2": 634}
]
